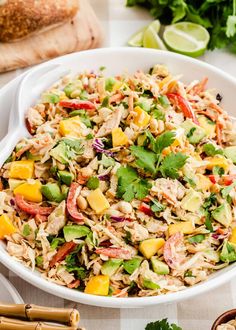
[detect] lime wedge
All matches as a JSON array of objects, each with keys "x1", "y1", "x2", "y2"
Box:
[
  {"x1": 163, "y1": 22, "x2": 210, "y2": 57},
  {"x1": 128, "y1": 26, "x2": 146, "y2": 47},
  {"x1": 143, "y1": 20, "x2": 167, "y2": 50}
]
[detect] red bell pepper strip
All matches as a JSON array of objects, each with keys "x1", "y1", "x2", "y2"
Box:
[
  {"x1": 95, "y1": 247, "x2": 132, "y2": 260},
  {"x1": 166, "y1": 93, "x2": 199, "y2": 125},
  {"x1": 15, "y1": 195, "x2": 54, "y2": 216},
  {"x1": 138, "y1": 203, "x2": 153, "y2": 216},
  {"x1": 59, "y1": 99, "x2": 95, "y2": 110},
  {"x1": 208, "y1": 174, "x2": 236, "y2": 186},
  {"x1": 67, "y1": 183, "x2": 84, "y2": 223},
  {"x1": 67, "y1": 279, "x2": 81, "y2": 289},
  {"x1": 50, "y1": 241, "x2": 77, "y2": 267}
]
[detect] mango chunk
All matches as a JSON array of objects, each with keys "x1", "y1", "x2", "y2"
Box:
[
  {"x1": 198, "y1": 115, "x2": 216, "y2": 138},
  {"x1": 229, "y1": 227, "x2": 236, "y2": 244},
  {"x1": 59, "y1": 116, "x2": 83, "y2": 138},
  {"x1": 0, "y1": 214, "x2": 17, "y2": 239},
  {"x1": 206, "y1": 156, "x2": 229, "y2": 171},
  {"x1": 196, "y1": 174, "x2": 212, "y2": 191},
  {"x1": 14, "y1": 180, "x2": 42, "y2": 203},
  {"x1": 85, "y1": 275, "x2": 110, "y2": 296},
  {"x1": 87, "y1": 188, "x2": 110, "y2": 214},
  {"x1": 133, "y1": 106, "x2": 150, "y2": 128},
  {"x1": 139, "y1": 238, "x2": 165, "y2": 259},
  {"x1": 168, "y1": 221, "x2": 195, "y2": 236},
  {"x1": 9, "y1": 160, "x2": 34, "y2": 180},
  {"x1": 112, "y1": 128, "x2": 128, "y2": 147}
]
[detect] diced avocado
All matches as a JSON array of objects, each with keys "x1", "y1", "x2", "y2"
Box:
[
  {"x1": 224, "y1": 146, "x2": 236, "y2": 164},
  {"x1": 143, "y1": 278, "x2": 160, "y2": 290},
  {"x1": 203, "y1": 249, "x2": 220, "y2": 263},
  {"x1": 182, "y1": 164, "x2": 197, "y2": 187},
  {"x1": 136, "y1": 98, "x2": 151, "y2": 112},
  {"x1": 211, "y1": 203, "x2": 232, "y2": 227},
  {"x1": 137, "y1": 133, "x2": 149, "y2": 147},
  {"x1": 105, "y1": 77, "x2": 116, "y2": 92},
  {"x1": 50, "y1": 143, "x2": 69, "y2": 165},
  {"x1": 198, "y1": 115, "x2": 216, "y2": 138},
  {"x1": 101, "y1": 259, "x2": 123, "y2": 276},
  {"x1": 181, "y1": 188, "x2": 203, "y2": 212},
  {"x1": 220, "y1": 240, "x2": 236, "y2": 262},
  {"x1": 8, "y1": 179, "x2": 25, "y2": 190},
  {"x1": 25, "y1": 151, "x2": 41, "y2": 161},
  {"x1": 61, "y1": 185, "x2": 69, "y2": 199},
  {"x1": 123, "y1": 257, "x2": 143, "y2": 274},
  {"x1": 63, "y1": 225, "x2": 91, "y2": 242},
  {"x1": 64, "y1": 81, "x2": 82, "y2": 98},
  {"x1": 36, "y1": 256, "x2": 43, "y2": 268},
  {"x1": 41, "y1": 183, "x2": 63, "y2": 203},
  {"x1": 58, "y1": 171, "x2": 74, "y2": 186},
  {"x1": 181, "y1": 119, "x2": 206, "y2": 144},
  {"x1": 151, "y1": 257, "x2": 169, "y2": 275},
  {"x1": 41, "y1": 93, "x2": 60, "y2": 104}
]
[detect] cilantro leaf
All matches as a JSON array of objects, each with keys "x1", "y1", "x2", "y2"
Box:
[
  {"x1": 145, "y1": 318, "x2": 182, "y2": 330},
  {"x1": 116, "y1": 166, "x2": 151, "y2": 202},
  {"x1": 146, "y1": 131, "x2": 175, "y2": 154},
  {"x1": 155, "y1": 131, "x2": 175, "y2": 154},
  {"x1": 159, "y1": 152, "x2": 188, "y2": 179},
  {"x1": 203, "y1": 143, "x2": 223, "y2": 156},
  {"x1": 130, "y1": 145, "x2": 157, "y2": 174}
]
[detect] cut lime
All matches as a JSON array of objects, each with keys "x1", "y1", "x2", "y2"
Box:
[
  {"x1": 128, "y1": 26, "x2": 146, "y2": 47},
  {"x1": 163, "y1": 22, "x2": 210, "y2": 57},
  {"x1": 143, "y1": 20, "x2": 167, "y2": 50}
]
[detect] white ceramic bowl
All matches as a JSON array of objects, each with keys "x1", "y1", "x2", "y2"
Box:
[
  {"x1": 0, "y1": 274, "x2": 24, "y2": 303},
  {"x1": 0, "y1": 48, "x2": 236, "y2": 308}
]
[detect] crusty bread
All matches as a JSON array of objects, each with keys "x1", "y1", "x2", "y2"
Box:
[
  {"x1": 0, "y1": 0, "x2": 103, "y2": 72},
  {"x1": 0, "y1": 0, "x2": 79, "y2": 42}
]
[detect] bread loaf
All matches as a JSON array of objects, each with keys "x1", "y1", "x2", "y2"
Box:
[{"x1": 0, "y1": 0, "x2": 79, "y2": 42}]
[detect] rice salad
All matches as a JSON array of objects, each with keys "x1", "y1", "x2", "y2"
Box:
[{"x1": 1, "y1": 64, "x2": 236, "y2": 298}]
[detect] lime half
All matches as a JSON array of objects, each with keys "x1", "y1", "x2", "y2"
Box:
[
  {"x1": 128, "y1": 26, "x2": 147, "y2": 47},
  {"x1": 143, "y1": 20, "x2": 167, "y2": 50},
  {"x1": 163, "y1": 22, "x2": 210, "y2": 57}
]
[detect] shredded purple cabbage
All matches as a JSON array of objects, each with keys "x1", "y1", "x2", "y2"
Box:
[
  {"x1": 92, "y1": 139, "x2": 114, "y2": 157},
  {"x1": 110, "y1": 216, "x2": 126, "y2": 222},
  {"x1": 98, "y1": 174, "x2": 110, "y2": 181}
]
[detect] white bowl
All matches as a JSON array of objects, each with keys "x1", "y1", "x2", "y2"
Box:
[
  {"x1": 0, "y1": 48, "x2": 236, "y2": 308},
  {"x1": 0, "y1": 274, "x2": 24, "y2": 303}
]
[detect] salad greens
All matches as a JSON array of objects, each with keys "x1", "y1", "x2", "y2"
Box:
[
  {"x1": 145, "y1": 318, "x2": 182, "y2": 330},
  {"x1": 126, "y1": 0, "x2": 236, "y2": 52}
]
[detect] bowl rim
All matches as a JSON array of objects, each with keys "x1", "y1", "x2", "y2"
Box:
[
  {"x1": 0, "y1": 47, "x2": 236, "y2": 308},
  {"x1": 211, "y1": 309, "x2": 236, "y2": 329}
]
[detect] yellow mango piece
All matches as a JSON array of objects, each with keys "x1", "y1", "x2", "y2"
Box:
[
  {"x1": 0, "y1": 214, "x2": 17, "y2": 239},
  {"x1": 159, "y1": 75, "x2": 172, "y2": 89},
  {"x1": 112, "y1": 128, "x2": 128, "y2": 147},
  {"x1": 168, "y1": 221, "x2": 195, "y2": 236},
  {"x1": 14, "y1": 180, "x2": 42, "y2": 203},
  {"x1": 87, "y1": 188, "x2": 110, "y2": 214},
  {"x1": 206, "y1": 156, "x2": 229, "y2": 171},
  {"x1": 139, "y1": 238, "x2": 165, "y2": 259},
  {"x1": 59, "y1": 116, "x2": 83, "y2": 138},
  {"x1": 85, "y1": 275, "x2": 110, "y2": 296},
  {"x1": 198, "y1": 115, "x2": 216, "y2": 138},
  {"x1": 196, "y1": 174, "x2": 212, "y2": 191},
  {"x1": 229, "y1": 227, "x2": 236, "y2": 244},
  {"x1": 9, "y1": 160, "x2": 34, "y2": 180},
  {"x1": 133, "y1": 106, "x2": 150, "y2": 128},
  {"x1": 112, "y1": 80, "x2": 123, "y2": 92}
]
